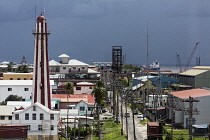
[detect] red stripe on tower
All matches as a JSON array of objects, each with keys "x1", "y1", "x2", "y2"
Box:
[{"x1": 32, "y1": 14, "x2": 51, "y2": 109}]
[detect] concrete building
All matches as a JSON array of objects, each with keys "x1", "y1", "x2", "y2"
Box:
[
  {"x1": 179, "y1": 66, "x2": 210, "y2": 88},
  {"x1": 56, "y1": 81, "x2": 94, "y2": 95},
  {"x1": 3, "y1": 73, "x2": 33, "y2": 80},
  {"x1": 166, "y1": 88, "x2": 210, "y2": 128},
  {"x1": 0, "y1": 80, "x2": 54, "y2": 102},
  {"x1": 49, "y1": 54, "x2": 100, "y2": 83}
]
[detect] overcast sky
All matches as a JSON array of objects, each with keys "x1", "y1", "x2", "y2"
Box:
[{"x1": 1, "y1": 0, "x2": 210, "y2": 66}]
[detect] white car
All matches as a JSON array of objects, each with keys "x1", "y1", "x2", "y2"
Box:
[
  {"x1": 103, "y1": 114, "x2": 114, "y2": 119},
  {"x1": 137, "y1": 113, "x2": 143, "y2": 118},
  {"x1": 137, "y1": 113, "x2": 145, "y2": 121}
]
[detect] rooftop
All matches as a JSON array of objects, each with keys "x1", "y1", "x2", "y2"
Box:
[
  {"x1": 52, "y1": 94, "x2": 94, "y2": 103},
  {"x1": 170, "y1": 88, "x2": 210, "y2": 99}
]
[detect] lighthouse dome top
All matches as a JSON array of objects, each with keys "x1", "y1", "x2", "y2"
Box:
[{"x1": 37, "y1": 14, "x2": 46, "y2": 21}]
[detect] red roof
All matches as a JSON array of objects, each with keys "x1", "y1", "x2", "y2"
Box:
[
  {"x1": 52, "y1": 94, "x2": 95, "y2": 103},
  {"x1": 170, "y1": 88, "x2": 210, "y2": 99},
  {"x1": 148, "y1": 122, "x2": 159, "y2": 126}
]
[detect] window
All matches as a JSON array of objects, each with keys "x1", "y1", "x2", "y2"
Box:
[
  {"x1": 78, "y1": 68, "x2": 80, "y2": 72},
  {"x1": 73, "y1": 67, "x2": 76, "y2": 69},
  {"x1": 89, "y1": 87, "x2": 92, "y2": 89},
  {"x1": 80, "y1": 106, "x2": 85, "y2": 111},
  {"x1": 27, "y1": 125, "x2": 31, "y2": 130},
  {"x1": 15, "y1": 114, "x2": 19, "y2": 120},
  {"x1": 40, "y1": 113, "x2": 44, "y2": 120},
  {"x1": 32, "y1": 113, "x2": 36, "y2": 120},
  {"x1": 38, "y1": 125, "x2": 42, "y2": 130},
  {"x1": 0, "y1": 116, "x2": 5, "y2": 120},
  {"x1": 8, "y1": 116, "x2": 12, "y2": 120},
  {"x1": 63, "y1": 67, "x2": 66, "y2": 70},
  {"x1": 82, "y1": 67, "x2": 85, "y2": 69},
  {"x1": 24, "y1": 78, "x2": 27, "y2": 80},
  {"x1": 33, "y1": 106, "x2": 36, "y2": 111},
  {"x1": 25, "y1": 113, "x2": 29, "y2": 120},
  {"x1": 17, "y1": 78, "x2": 20, "y2": 80},
  {"x1": 76, "y1": 87, "x2": 81, "y2": 90},
  {"x1": 50, "y1": 114, "x2": 54, "y2": 120},
  {"x1": 69, "y1": 67, "x2": 71, "y2": 72},
  {"x1": 8, "y1": 88, "x2": 12, "y2": 91},
  {"x1": 24, "y1": 88, "x2": 29, "y2": 91},
  {"x1": 51, "y1": 125, "x2": 54, "y2": 130},
  {"x1": 88, "y1": 107, "x2": 93, "y2": 111},
  {"x1": 10, "y1": 78, "x2": 13, "y2": 80}
]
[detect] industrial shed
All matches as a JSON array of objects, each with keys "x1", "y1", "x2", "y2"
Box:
[{"x1": 179, "y1": 66, "x2": 210, "y2": 88}]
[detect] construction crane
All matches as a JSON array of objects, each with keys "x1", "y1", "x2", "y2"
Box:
[
  {"x1": 176, "y1": 52, "x2": 182, "y2": 73},
  {"x1": 184, "y1": 42, "x2": 200, "y2": 72}
]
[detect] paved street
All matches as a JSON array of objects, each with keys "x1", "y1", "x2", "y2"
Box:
[{"x1": 122, "y1": 103, "x2": 147, "y2": 140}]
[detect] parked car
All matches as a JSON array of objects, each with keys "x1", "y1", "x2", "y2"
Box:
[
  {"x1": 103, "y1": 114, "x2": 114, "y2": 119},
  {"x1": 137, "y1": 113, "x2": 143, "y2": 118},
  {"x1": 114, "y1": 117, "x2": 120, "y2": 123},
  {"x1": 133, "y1": 110, "x2": 138, "y2": 115},
  {"x1": 124, "y1": 113, "x2": 130, "y2": 117},
  {"x1": 102, "y1": 108, "x2": 107, "y2": 113}
]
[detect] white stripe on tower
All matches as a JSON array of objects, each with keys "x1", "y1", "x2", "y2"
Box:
[{"x1": 32, "y1": 14, "x2": 51, "y2": 109}]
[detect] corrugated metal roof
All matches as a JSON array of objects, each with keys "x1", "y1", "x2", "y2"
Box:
[
  {"x1": 77, "y1": 82, "x2": 94, "y2": 86},
  {"x1": 88, "y1": 68, "x2": 100, "y2": 74},
  {"x1": 0, "y1": 80, "x2": 54, "y2": 85},
  {"x1": 3, "y1": 73, "x2": 33, "y2": 75},
  {"x1": 0, "y1": 106, "x2": 16, "y2": 115},
  {"x1": 170, "y1": 88, "x2": 210, "y2": 99},
  {"x1": 52, "y1": 94, "x2": 94, "y2": 103},
  {"x1": 58, "y1": 54, "x2": 69, "y2": 58},
  {"x1": 49, "y1": 60, "x2": 60, "y2": 66},
  {"x1": 180, "y1": 66, "x2": 210, "y2": 76},
  {"x1": 68, "y1": 59, "x2": 88, "y2": 66},
  {"x1": 179, "y1": 69, "x2": 208, "y2": 76}
]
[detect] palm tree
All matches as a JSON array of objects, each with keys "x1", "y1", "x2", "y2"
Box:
[
  {"x1": 64, "y1": 82, "x2": 74, "y2": 139},
  {"x1": 16, "y1": 65, "x2": 30, "y2": 73},
  {"x1": 91, "y1": 80, "x2": 106, "y2": 139}
]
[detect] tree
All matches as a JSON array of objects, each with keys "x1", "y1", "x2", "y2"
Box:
[
  {"x1": 122, "y1": 64, "x2": 141, "y2": 72},
  {"x1": 64, "y1": 82, "x2": 74, "y2": 139},
  {"x1": 5, "y1": 95, "x2": 22, "y2": 102},
  {"x1": 16, "y1": 65, "x2": 30, "y2": 73},
  {"x1": 5, "y1": 63, "x2": 13, "y2": 72},
  {"x1": 91, "y1": 80, "x2": 106, "y2": 139}
]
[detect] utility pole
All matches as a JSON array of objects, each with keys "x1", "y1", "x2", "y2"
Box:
[
  {"x1": 183, "y1": 96, "x2": 199, "y2": 140},
  {"x1": 121, "y1": 89, "x2": 124, "y2": 135},
  {"x1": 125, "y1": 89, "x2": 129, "y2": 140},
  {"x1": 132, "y1": 93, "x2": 136, "y2": 140}
]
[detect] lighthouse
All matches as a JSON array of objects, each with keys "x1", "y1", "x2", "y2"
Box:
[{"x1": 32, "y1": 14, "x2": 51, "y2": 109}]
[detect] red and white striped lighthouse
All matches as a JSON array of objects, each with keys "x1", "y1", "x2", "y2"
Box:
[{"x1": 32, "y1": 14, "x2": 51, "y2": 109}]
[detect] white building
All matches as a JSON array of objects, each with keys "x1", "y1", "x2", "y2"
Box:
[
  {"x1": 76, "y1": 100, "x2": 94, "y2": 116},
  {"x1": 12, "y1": 102, "x2": 60, "y2": 139},
  {"x1": 0, "y1": 105, "x2": 16, "y2": 125},
  {"x1": 0, "y1": 80, "x2": 54, "y2": 102},
  {"x1": 167, "y1": 88, "x2": 210, "y2": 128},
  {"x1": 74, "y1": 82, "x2": 94, "y2": 94}
]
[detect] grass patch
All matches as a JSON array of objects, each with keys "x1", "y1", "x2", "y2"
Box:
[
  {"x1": 93, "y1": 120, "x2": 126, "y2": 140},
  {"x1": 162, "y1": 126, "x2": 207, "y2": 140}
]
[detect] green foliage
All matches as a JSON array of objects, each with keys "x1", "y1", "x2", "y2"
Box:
[
  {"x1": 122, "y1": 64, "x2": 141, "y2": 72},
  {"x1": 65, "y1": 82, "x2": 74, "y2": 95},
  {"x1": 5, "y1": 63, "x2": 13, "y2": 72},
  {"x1": 16, "y1": 65, "x2": 30, "y2": 73},
  {"x1": 116, "y1": 78, "x2": 128, "y2": 88},
  {"x1": 93, "y1": 120, "x2": 126, "y2": 140},
  {"x1": 5, "y1": 95, "x2": 22, "y2": 102},
  {"x1": 91, "y1": 80, "x2": 106, "y2": 105}
]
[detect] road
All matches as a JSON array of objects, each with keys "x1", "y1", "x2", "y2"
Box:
[{"x1": 122, "y1": 103, "x2": 147, "y2": 140}]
